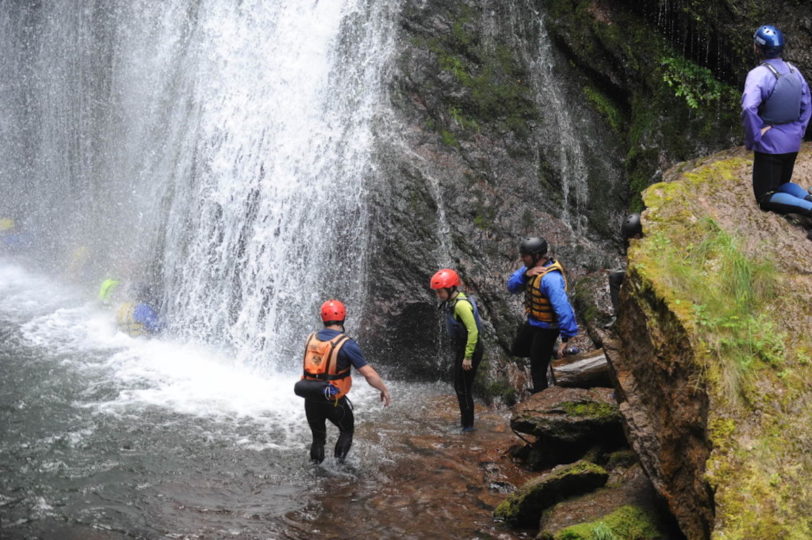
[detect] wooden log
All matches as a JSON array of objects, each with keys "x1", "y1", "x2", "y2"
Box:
[{"x1": 552, "y1": 349, "x2": 611, "y2": 388}]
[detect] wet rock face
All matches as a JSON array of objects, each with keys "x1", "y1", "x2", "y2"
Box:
[{"x1": 362, "y1": 0, "x2": 628, "y2": 379}]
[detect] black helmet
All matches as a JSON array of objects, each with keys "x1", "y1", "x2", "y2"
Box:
[
  {"x1": 621, "y1": 213, "x2": 642, "y2": 239},
  {"x1": 519, "y1": 236, "x2": 547, "y2": 256}
]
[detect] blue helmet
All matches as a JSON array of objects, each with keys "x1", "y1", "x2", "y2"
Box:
[{"x1": 753, "y1": 25, "x2": 784, "y2": 58}]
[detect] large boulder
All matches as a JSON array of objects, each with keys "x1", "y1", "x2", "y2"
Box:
[
  {"x1": 511, "y1": 386, "x2": 625, "y2": 468},
  {"x1": 538, "y1": 463, "x2": 665, "y2": 539},
  {"x1": 608, "y1": 144, "x2": 812, "y2": 539},
  {"x1": 493, "y1": 460, "x2": 609, "y2": 528}
]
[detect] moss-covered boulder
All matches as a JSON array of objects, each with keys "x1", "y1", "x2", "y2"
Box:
[
  {"x1": 512, "y1": 387, "x2": 622, "y2": 442},
  {"x1": 540, "y1": 505, "x2": 663, "y2": 540},
  {"x1": 607, "y1": 143, "x2": 812, "y2": 539},
  {"x1": 538, "y1": 462, "x2": 674, "y2": 539},
  {"x1": 494, "y1": 460, "x2": 609, "y2": 528}
]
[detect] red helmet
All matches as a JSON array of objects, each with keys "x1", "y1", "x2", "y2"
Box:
[
  {"x1": 320, "y1": 299, "x2": 346, "y2": 322},
  {"x1": 430, "y1": 269, "x2": 461, "y2": 290}
]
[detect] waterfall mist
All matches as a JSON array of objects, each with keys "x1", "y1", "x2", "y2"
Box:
[{"x1": 1, "y1": 0, "x2": 401, "y2": 368}]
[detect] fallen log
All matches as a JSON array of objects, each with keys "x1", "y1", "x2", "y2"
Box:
[{"x1": 552, "y1": 349, "x2": 611, "y2": 388}]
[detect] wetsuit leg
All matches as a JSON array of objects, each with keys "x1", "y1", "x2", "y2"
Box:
[
  {"x1": 510, "y1": 322, "x2": 534, "y2": 357},
  {"x1": 453, "y1": 341, "x2": 483, "y2": 429},
  {"x1": 304, "y1": 399, "x2": 328, "y2": 463},
  {"x1": 528, "y1": 327, "x2": 560, "y2": 393},
  {"x1": 752, "y1": 152, "x2": 798, "y2": 203},
  {"x1": 776, "y1": 182, "x2": 811, "y2": 200},
  {"x1": 760, "y1": 191, "x2": 812, "y2": 215},
  {"x1": 324, "y1": 397, "x2": 354, "y2": 462}
]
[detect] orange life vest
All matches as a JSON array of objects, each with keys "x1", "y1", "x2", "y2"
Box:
[
  {"x1": 524, "y1": 260, "x2": 567, "y2": 323},
  {"x1": 301, "y1": 332, "x2": 352, "y2": 399}
]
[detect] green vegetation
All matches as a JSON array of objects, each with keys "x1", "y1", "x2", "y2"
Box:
[
  {"x1": 638, "y1": 219, "x2": 783, "y2": 403},
  {"x1": 660, "y1": 56, "x2": 737, "y2": 110},
  {"x1": 552, "y1": 505, "x2": 662, "y2": 540},
  {"x1": 495, "y1": 461, "x2": 608, "y2": 526},
  {"x1": 582, "y1": 86, "x2": 623, "y2": 132},
  {"x1": 422, "y1": 5, "x2": 537, "y2": 141}
]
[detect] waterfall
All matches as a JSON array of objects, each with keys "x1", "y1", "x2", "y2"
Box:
[
  {"x1": 527, "y1": 9, "x2": 590, "y2": 233},
  {"x1": 0, "y1": 0, "x2": 401, "y2": 367}
]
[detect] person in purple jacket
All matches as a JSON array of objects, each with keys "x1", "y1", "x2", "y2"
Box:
[
  {"x1": 741, "y1": 25, "x2": 812, "y2": 217},
  {"x1": 507, "y1": 237, "x2": 578, "y2": 394}
]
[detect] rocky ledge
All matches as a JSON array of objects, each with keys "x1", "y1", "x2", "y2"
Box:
[{"x1": 608, "y1": 142, "x2": 812, "y2": 539}]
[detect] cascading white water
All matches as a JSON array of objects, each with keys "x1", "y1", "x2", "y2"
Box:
[
  {"x1": 1, "y1": 0, "x2": 401, "y2": 367},
  {"x1": 527, "y1": 11, "x2": 590, "y2": 233}
]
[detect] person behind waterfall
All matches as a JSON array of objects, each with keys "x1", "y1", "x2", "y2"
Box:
[
  {"x1": 299, "y1": 299, "x2": 390, "y2": 464},
  {"x1": 506, "y1": 237, "x2": 578, "y2": 394},
  {"x1": 430, "y1": 269, "x2": 483, "y2": 432},
  {"x1": 115, "y1": 285, "x2": 163, "y2": 337},
  {"x1": 741, "y1": 25, "x2": 812, "y2": 218}
]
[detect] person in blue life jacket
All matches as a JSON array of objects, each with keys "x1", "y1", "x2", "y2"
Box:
[
  {"x1": 507, "y1": 237, "x2": 579, "y2": 394},
  {"x1": 430, "y1": 268, "x2": 483, "y2": 432},
  {"x1": 297, "y1": 300, "x2": 391, "y2": 464},
  {"x1": 742, "y1": 25, "x2": 812, "y2": 219},
  {"x1": 115, "y1": 285, "x2": 163, "y2": 337},
  {"x1": 0, "y1": 217, "x2": 33, "y2": 253}
]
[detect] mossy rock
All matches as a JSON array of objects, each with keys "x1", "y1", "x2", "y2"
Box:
[
  {"x1": 494, "y1": 460, "x2": 609, "y2": 528},
  {"x1": 541, "y1": 505, "x2": 663, "y2": 540},
  {"x1": 511, "y1": 387, "x2": 622, "y2": 444},
  {"x1": 620, "y1": 145, "x2": 812, "y2": 538}
]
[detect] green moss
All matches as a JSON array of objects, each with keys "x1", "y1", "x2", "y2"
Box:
[
  {"x1": 553, "y1": 505, "x2": 662, "y2": 540},
  {"x1": 495, "y1": 461, "x2": 608, "y2": 527},
  {"x1": 439, "y1": 129, "x2": 458, "y2": 147},
  {"x1": 605, "y1": 449, "x2": 638, "y2": 470},
  {"x1": 474, "y1": 358, "x2": 517, "y2": 406},
  {"x1": 582, "y1": 86, "x2": 623, "y2": 132},
  {"x1": 424, "y1": 5, "x2": 537, "y2": 139},
  {"x1": 559, "y1": 401, "x2": 618, "y2": 420}
]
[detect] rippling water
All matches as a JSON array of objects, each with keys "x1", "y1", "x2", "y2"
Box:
[{"x1": 0, "y1": 260, "x2": 526, "y2": 539}]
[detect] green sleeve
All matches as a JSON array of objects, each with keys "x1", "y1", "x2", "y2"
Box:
[{"x1": 454, "y1": 299, "x2": 479, "y2": 359}]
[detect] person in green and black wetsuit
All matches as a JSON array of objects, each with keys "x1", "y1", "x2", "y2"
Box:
[{"x1": 430, "y1": 268, "x2": 483, "y2": 432}]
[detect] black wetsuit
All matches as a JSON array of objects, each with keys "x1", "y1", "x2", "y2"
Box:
[
  {"x1": 303, "y1": 329, "x2": 367, "y2": 463},
  {"x1": 305, "y1": 397, "x2": 354, "y2": 463},
  {"x1": 453, "y1": 338, "x2": 483, "y2": 429}
]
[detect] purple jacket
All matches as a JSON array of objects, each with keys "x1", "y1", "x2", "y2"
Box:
[{"x1": 741, "y1": 58, "x2": 811, "y2": 154}]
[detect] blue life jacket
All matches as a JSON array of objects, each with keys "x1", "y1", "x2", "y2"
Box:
[
  {"x1": 133, "y1": 303, "x2": 162, "y2": 334},
  {"x1": 759, "y1": 62, "x2": 803, "y2": 125},
  {"x1": 444, "y1": 293, "x2": 482, "y2": 341}
]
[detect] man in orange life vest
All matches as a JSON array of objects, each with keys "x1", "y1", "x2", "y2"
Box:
[
  {"x1": 507, "y1": 237, "x2": 578, "y2": 393},
  {"x1": 300, "y1": 299, "x2": 391, "y2": 464}
]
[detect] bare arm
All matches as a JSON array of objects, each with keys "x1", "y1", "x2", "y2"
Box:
[{"x1": 357, "y1": 364, "x2": 391, "y2": 406}]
